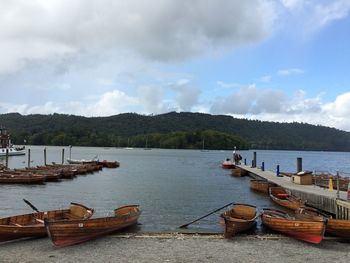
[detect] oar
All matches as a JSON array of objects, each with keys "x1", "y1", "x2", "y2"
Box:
[
  {"x1": 179, "y1": 202, "x2": 234, "y2": 229},
  {"x1": 23, "y1": 199, "x2": 40, "y2": 213}
]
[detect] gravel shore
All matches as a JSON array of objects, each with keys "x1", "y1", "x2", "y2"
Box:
[{"x1": 0, "y1": 233, "x2": 349, "y2": 263}]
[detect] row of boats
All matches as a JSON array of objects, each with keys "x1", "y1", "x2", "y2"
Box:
[
  {"x1": 0, "y1": 160, "x2": 119, "y2": 184},
  {"x1": 219, "y1": 181, "x2": 350, "y2": 244},
  {"x1": 0, "y1": 200, "x2": 141, "y2": 247}
]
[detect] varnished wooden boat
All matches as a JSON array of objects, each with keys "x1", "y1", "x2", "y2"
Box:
[
  {"x1": 0, "y1": 203, "x2": 94, "y2": 242},
  {"x1": 0, "y1": 173, "x2": 46, "y2": 184},
  {"x1": 231, "y1": 168, "x2": 247, "y2": 177},
  {"x1": 261, "y1": 208, "x2": 326, "y2": 244},
  {"x1": 269, "y1": 187, "x2": 304, "y2": 211},
  {"x1": 250, "y1": 180, "x2": 276, "y2": 194},
  {"x1": 220, "y1": 204, "x2": 257, "y2": 238},
  {"x1": 296, "y1": 207, "x2": 350, "y2": 238},
  {"x1": 98, "y1": 160, "x2": 120, "y2": 168},
  {"x1": 45, "y1": 205, "x2": 141, "y2": 247}
]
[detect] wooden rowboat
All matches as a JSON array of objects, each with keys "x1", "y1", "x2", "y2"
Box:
[
  {"x1": 98, "y1": 160, "x2": 120, "y2": 168},
  {"x1": 0, "y1": 173, "x2": 46, "y2": 184},
  {"x1": 250, "y1": 180, "x2": 276, "y2": 194},
  {"x1": 296, "y1": 207, "x2": 350, "y2": 238},
  {"x1": 269, "y1": 187, "x2": 304, "y2": 211},
  {"x1": 0, "y1": 203, "x2": 94, "y2": 242},
  {"x1": 261, "y1": 208, "x2": 326, "y2": 244},
  {"x1": 45, "y1": 205, "x2": 141, "y2": 247},
  {"x1": 220, "y1": 204, "x2": 257, "y2": 238}
]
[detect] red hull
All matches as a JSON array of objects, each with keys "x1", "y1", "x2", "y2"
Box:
[{"x1": 221, "y1": 161, "x2": 235, "y2": 169}]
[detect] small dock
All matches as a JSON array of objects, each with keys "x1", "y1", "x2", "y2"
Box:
[{"x1": 237, "y1": 164, "x2": 348, "y2": 216}]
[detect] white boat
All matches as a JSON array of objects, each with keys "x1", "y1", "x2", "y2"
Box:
[
  {"x1": 66, "y1": 156, "x2": 98, "y2": 164},
  {"x1": 0, "y1": 128, "x2": 25, "y2": 156}
]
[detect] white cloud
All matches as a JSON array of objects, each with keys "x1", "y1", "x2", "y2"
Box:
[
  {"x1": 259, "y1": 75, "x2": 272, "y2": 82},
  {"x1": 314, "y1": 0, "x2": 350, "y2": 26},
  {"x1": 278, "y1": 68, "x2": 304, "y2": 76},
  {"x1": 0, "y1": 0, "x2": 275, "y2": 74}
]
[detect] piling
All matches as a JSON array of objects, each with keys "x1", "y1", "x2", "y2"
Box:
[
  {"x1": 61, "y1": 148, "x2": 65, "y2": 164},
  {"x1": 44, "y1": 148, "x2": 47, "y2": 166},
  {"x1": 297, "y1": 157, "x2": 302, "y2": 172},
  {"x1": 261, "y1": 162, "x2": 265, "y2": 171},
  {"x1": 276, "y1": 164, "x2": 280, "y2": 177},
  {"x1": 244, "y1": 158, "x2": 246, "y2": 165},
  {"x1": 28, "y1": 149, "x2": 31, "y2": 168},
  {"x1": 253, "y1": 152, "x2": 257, "y2": 168},
  {"x1": 5, "y1": 149, "x2": 9, "y2": 168}
]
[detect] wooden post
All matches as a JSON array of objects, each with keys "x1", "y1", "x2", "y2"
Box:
[
  {"x1": 5, "y1": 149, "x2": 9, "y2": 168},
  {"x1": 276, "y1": 164, "x2": 280, "y2": 176},
  {"x1": 253, "y1": 152, "x2": 257, "y2": 168},
  {"x1": 28, "y1": 148, "x2": 31, "y2": 168},
  {"x1": 261, "y1": 161, "x2": 265, "y2": 171},
  {"x1": 336, "y1": 171, "x2": 340, "y2": 199},
  {"x1": 297, "y1": 157, "x2": 302, "y2": 172},
  {"x1": 61, "y1": 148, "x2": 65, "y2": 164},
  {"x1": 44, "y1": 147, "x2": 47, "y2": 166},
  {"x1": 244, "y1": 158, "x2": 246, "y2": 165}
]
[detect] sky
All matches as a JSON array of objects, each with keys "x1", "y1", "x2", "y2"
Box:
[{"x1": 1, "y1": 0, "x2": 350, "y2": 130}]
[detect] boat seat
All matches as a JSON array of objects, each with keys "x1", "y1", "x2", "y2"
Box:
[{"x1": 62, "y1": 213, "x2": 81, "y2": 220}]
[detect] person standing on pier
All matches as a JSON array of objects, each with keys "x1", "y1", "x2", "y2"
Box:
[{"x1": 233, "y1": 146, "x2": 242, "y2": 165}]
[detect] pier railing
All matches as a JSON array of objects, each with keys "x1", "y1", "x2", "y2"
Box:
[{"x1": 336, "y1": 199, "x2": 350, "y2": 220}]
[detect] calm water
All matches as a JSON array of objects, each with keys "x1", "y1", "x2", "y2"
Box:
[{"x1": 0, "y1": 146, "x2": 350, "y2": 233}]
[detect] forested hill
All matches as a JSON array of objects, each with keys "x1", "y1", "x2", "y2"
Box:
[{"x1": 1, "y1": 112, "x2": 350, "y2": 151}]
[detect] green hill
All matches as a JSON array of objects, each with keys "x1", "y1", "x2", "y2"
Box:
[{"x1": 1, "y1": 112, "x2": 349, "y2": 151}]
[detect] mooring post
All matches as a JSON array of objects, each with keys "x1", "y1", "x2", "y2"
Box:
[
  {"x1": 251, "y1": 160, "x2": 254, "y2": 168},
  {"x1": 253, "y1": 152, "x2": 257, "y2": 168},
  {"x1": 276, "y1": 164, "x2": 280, "y2": 176},
  {"x1": 297, "y1": 157, "x2": 302, "y2": 172},
  {"x1": 44, "y1": 147, "x2": 47, "y2": 166},
  {"x1": 336, "y1": 171, "x2": 340, "y2": 199},
  {"x1": 28, "y1": 148, "x2": 31, "y2": 168},
  {"x1": 5, "y1": 149, "x2": 9, "y2": 168},
  {"x1": 261, "y1": 161, "x2": 265, "y2": 171},
  {"x1": 244, "y1": 158, "x2": 246, "y2": 165},
  {"x1": 61, "y1": 148, "x2": 65, "y2": 164}
]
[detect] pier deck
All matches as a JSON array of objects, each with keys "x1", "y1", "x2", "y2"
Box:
[{"x1": 237, "y1": 164, "x2": 348, "y2": 215}]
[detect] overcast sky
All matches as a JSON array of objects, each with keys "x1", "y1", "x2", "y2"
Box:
[{"x1": 1, "y1": 0, "x2": 350, "y2": 131}]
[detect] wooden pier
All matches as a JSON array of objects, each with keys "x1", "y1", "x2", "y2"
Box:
[{"x1": 237, "y1": 164, "x2": 349, "y2": 218}]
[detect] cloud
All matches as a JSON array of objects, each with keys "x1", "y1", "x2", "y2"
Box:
[
  {"x1": 0, "y1": 0, "x2": 275, "y2": 74},
  {"x1": 277, "y1": 68, "x2": 304, "y2": 76},
  {"x1": 259, "y1": 75, "x2": 272, "y2": 82},
  {"x1": 170, "y1": 79, "x2": 202, "y2": 112}
]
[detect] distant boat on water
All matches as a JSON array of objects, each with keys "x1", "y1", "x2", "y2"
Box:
[
  {"x1": 200, "y1": 139, "x2": 209, "y2": 152},
  {"x1": 0, "y1": 127, "x2": 25, "y2": 156}
]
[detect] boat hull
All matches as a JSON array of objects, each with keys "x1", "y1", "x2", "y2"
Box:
[
  {"x1": 269, "y1": 187, "x2": 304, "y2": 211},
  {"x1": 0, "y1": 148, "x2": 25, "y2": 156},
  {"x1": 221, "y1": 161, "x2": 235, "y2": 169},
  {"x1": 220, "y1": 204, "x2": 257, "y2": 238},
  {"x1": 0, "y1": 203, "x2": 94, "y2": 242},
  {"x1": 261, "y1": 209, "x2": 326, "y2": 244},
  {"x1": 326, "y1": 219, "x2": 350, "y2": 238},
  {"x1": 250, "y1": 180, "x2": 276, "y2": 194},
  {"x1": 45, "y1": 205, "x2": 141, "y2": 247}
]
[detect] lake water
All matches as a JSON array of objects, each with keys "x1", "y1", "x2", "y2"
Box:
[{"x1": 0, "y1": 146, "x2": 350, "y2": 233}]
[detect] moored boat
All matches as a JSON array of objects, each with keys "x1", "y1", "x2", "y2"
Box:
[
  {"x1": 0, "y1": 173, "x2": 46, "y2": 184},
  {"x1": 220, "y1": 204, "x2": 257, "y2": 238},
  {"x1": 250, "y1": 180, "x2": 277, "y2": 194},
  {"x1": 45, "y1": 205, "x2": 141, "y2": 247},
  {"x1": 296, "y1": 206, "x2": 350, "y2": 238},
  {"x1": 98, "y1": 160, "x2": 120, "y2": 168},
  {"x1": 0, "y1": 202, "x2": 94, "y2": 242},
  {"x1": 261, "y1": 208, "x2": 326, "y2": 244},
  {"x1": 0, "y1": 128, "x2": 25, "y2": 156},
  {"x1": 66, "y1": 158, "x2": 98, "y2": 164},
  {"x1": 221, "y1": 159, "x2": 235, "y2": 169},
  {"x1": 269, "y1": 187, "x2": 304, "y2": 211}
]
